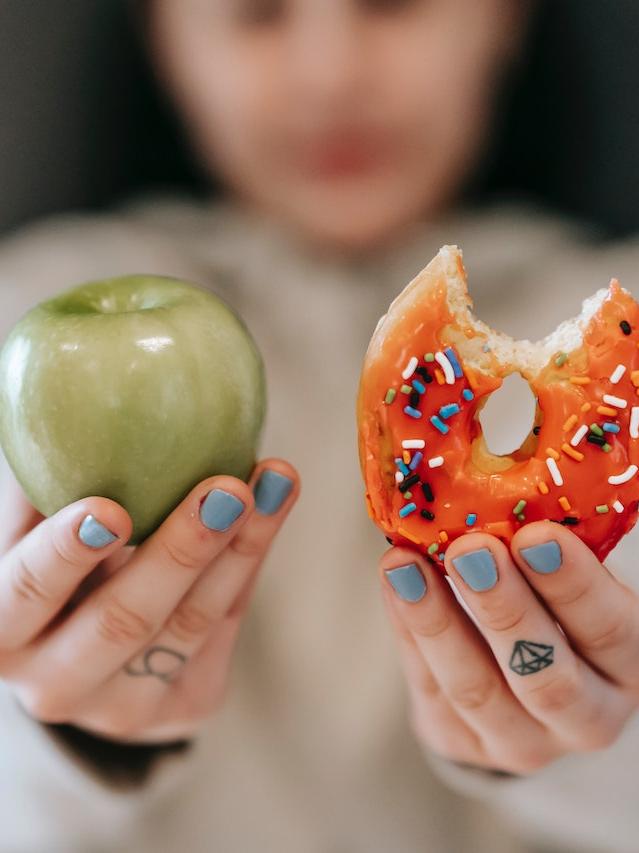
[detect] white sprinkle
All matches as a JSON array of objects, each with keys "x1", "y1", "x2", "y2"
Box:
[
  {"x1": 428, "y1": 456, "x2": 444, "y2": 468},
  {"x1": 608, "y1": 464, "x2": 638, "y2": 485},
  {"x1": 402, "y1": 439, "x2": 425, "y2": 449},
  {"x1": 630, "y1": 407, "x2": 639, "y2": 439},
  {"x1": 610, "y1": 364, "x2": 626, "y2": 384},
  {"x1": 613, "y1": 499, "x2": 625, "y2": 514},
  {"x1": 401, "y1": 356, "x2": 418, "y2": 380},
  {"x1": 395, "y1": 471, "x2": 404, "y2": 484},
  {"x1": 603, "y1": 394, "x2": 628, "y2": 409},
  {"x1": 546, "y1": 457, "x2": 563, "y2": 486},
  {"x1": 570, "y1": 424, "x2": 589, "y2": 447},
  {"x1": 434, "y1": 351, "x2": 455, "y2": 385}
]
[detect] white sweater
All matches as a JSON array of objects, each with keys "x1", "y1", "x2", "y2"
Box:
[{"x1": 0, "y1": 197, "x2": 638, "y2": 853}]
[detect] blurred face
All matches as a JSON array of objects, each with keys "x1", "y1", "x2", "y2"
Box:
[{"x1": 149, "y1": 0, "x2": 523, "y2": 252}]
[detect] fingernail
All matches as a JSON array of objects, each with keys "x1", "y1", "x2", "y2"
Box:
[
  {"x1": 520, "y1": 541, "x2": 562, "y2": 574},
  {"x1": 253, "y1": 470, "x2": 293, "y2": 515},
  {"x1": 385, "y1": 563, "x2": 427, "y2": 602},
  {"x1": 78, "y1": 514, "x2": 119, "y2": 549},
  {"x1": 452, "y1": 548, "x2": 498, "y2": 592},
  {"x1": 199, "y1": 489, "x2": 245, "y2": 531}
]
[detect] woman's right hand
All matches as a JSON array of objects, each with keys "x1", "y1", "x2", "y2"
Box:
[{"x1": 0, "y1": 459, "x2": 299, "y2": 743}]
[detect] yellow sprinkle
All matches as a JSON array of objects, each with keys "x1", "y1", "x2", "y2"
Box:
[
  {"x1": 398, "y1": 526, "x2": 421, "y2": 545},
  {"x1": 538, "y1": 481, "x2": 550, "y2": 495},
  {"x1": 402, "y1": 450, "x2": 411, "y2": 464},
  {"x1": 439, "y1": 530, "x2": 449, "y2": 544},
  {"x1": 570, "y1": 376, "x2": 591, "y2": 385},
  {"x1": 631, "y1": 370, "x2": 639, "y2": 387},
  {"x1": 562, "y1": 442, "x2": 584, "y2": 462},
  {"x1": 563, "y1": 414, "x2": 578, "y2": 432},
  {"x1": 581, "y1": 402, "x2": 592, "y2": 412},
  {"x1": 558, "y1": 496, "x2": 572, "y2": 511},
  {"x1": 434, "y1": 368, "x2": 445, "y2": 385},
  {"x1": 546, "y1": 447, "x2": 560, "y2": 461},
  {"x1": 597, "y1": 405, "x2": 618, "y2": 417}
]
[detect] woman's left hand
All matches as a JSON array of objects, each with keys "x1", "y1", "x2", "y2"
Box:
[{"x1": 380, "y1": 521, "x2": 639, "y2": 775}]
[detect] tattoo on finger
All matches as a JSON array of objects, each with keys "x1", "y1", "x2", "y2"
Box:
[
  {"x1": 509, "y1": 640, "x2": 554, "y2": 676},
  {"x1": 124, "y1": 645, "x2": 187, "y2": 684}
]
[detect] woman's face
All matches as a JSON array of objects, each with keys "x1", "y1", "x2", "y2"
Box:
[{"x1": 150, "y1": 0, "x2": 522, "y2": 251}]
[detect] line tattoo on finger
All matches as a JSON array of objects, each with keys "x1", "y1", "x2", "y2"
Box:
[
  {"x1": 509, "y1": 640, "x2": 554, "y2": 676},
  {"x1": 124, "y1": 645, "x2": 188, "y2": 684}
]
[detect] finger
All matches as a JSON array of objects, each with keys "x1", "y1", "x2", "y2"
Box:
[
  {"x1": 512, "y1": 521, "x2": 639, "y2": 692},
  {"x1": 381, "y1": 548, "x2": 557, "y2": 772},
  {"x1": 0, "y1": 499, "x2": 130, "y2": 652},
  {"x1": 444, "y1": 534, "x2": 633, "y2": 751},
  {"x1": 0, "y1": 467, "x2": 44, "y2": 552}
]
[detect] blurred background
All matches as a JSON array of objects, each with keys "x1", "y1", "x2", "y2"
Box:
[{"x1": 2, "y1": 0, "x2": 638, "y2": 240}]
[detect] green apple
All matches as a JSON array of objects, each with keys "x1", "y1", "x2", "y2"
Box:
[{"x1": 0, "y1": 275, "x2": 266, "y2": 544}]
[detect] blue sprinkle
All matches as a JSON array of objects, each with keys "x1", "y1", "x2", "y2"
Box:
[
  {"x1": 444, "y1": 347, "x2": 464, "y2": 378},
  {"x1": 430, "y1": 416, "x2": 449, "y2": 435},
  {"x1": 462, "y1": 388, "x2": 474, "y2": 401},
  {"x1": 404, "y1": 406, "x2": 422, "y2": 419},
  {"x1": 439, "y1": 403, "x2": 460, "y2": 419},
  {"x1": 398, "y1": 502, "x2": 417, "y2": 518},
  {"x1": 438, "y1": 553, "x2": 445, "y2": 561},
  {"x1": 411, "y1": 379, "x2": 426, "y2": 394},
  {"x1": 466, "y1": 513, "x2": 477, "y2": 526},
  {"x1": 603, "y1": 422, "x2": 620, "y2": 433},
  {"x1": 394, "y1": 458, "x2": 410, "y2": 475},
  {"x1": 409, "y1": 451, "x2": 423, "y2": 471}
]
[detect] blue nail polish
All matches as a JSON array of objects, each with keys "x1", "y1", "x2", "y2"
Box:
[
  {"x1": 520, "y1": 541, "x2": 562, "y2": 574},
  {"x1": 199, "y1": 489, "x2": 245, "y2": 531},
  {"x1": 78, "y1": 514, "x2": 118, "y2": 549},
  {"x1": 253, "y1": 470, "x2": 293, "y2": 515},
  {"x1": 385, "y1": 563, "x2": 427, "y2": 602},
  {"x1": 452, "y1": 548, "x2": 498, "y2": 591}
]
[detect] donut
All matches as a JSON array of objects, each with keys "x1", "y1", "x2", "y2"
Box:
[{"x1": 357, "y1": 245, "x2": 639, "y2": 565}]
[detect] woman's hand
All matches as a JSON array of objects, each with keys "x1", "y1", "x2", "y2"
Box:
[
  {"x1": 380, "y1": 522, "x2": 639, "y2": 775},
  {"x1": 0, "y1": 459, "x2": 299, "y2": 743}
]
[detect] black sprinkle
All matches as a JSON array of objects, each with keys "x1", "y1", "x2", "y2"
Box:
[
  {"x1": 620, "y1": 320, "x2": 632, "y2": 335},
  {"x1": 385, "y1": 536, "x2": 394, "y2": 545},
  {"x1": 415, "y1": 366, "x2": 433, "y2": 383},
  {"x1": 409, "y1": 390, "x2": 421, "y2": 408},
  {"x1": 587, "y1": 433, "x2": 607, "y2": 447},
  {"x1": 533, "y1": 426, "x2": 541, "y2": 436},
  {"x1": 561, "y1": 516, "x2": 579, "y2": 526},
  {"x1": 420, "y1": 509, "x2": 435, "y2": 521},
  {"x1": 398, "y1": 473, "x2": 419, "y2": 493},
  {"x1": 421, "y1": 482, "x2": 435, "y2": 502}
]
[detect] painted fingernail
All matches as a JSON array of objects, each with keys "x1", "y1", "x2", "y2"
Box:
[
  {"x1": 452, "y1": 548, "x2": 498, "y2": 592},
  {"x1": 199, "y1": 489, "x2": 245, "y2": 531},
  {"x1": 78, "y1": 514, "x2": 119, "y2": 549},
  {"x1": 520, "y1": 541, "x2": 562, "y2": 574},
  {"x1": 253, "y1": 470, "x2": 294, "y2": 515},
  {"x1": 385, "y1": 563, "x2": 427, "y2": 602}
]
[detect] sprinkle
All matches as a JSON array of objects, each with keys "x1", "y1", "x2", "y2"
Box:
[
  {"x1": 438, "y1": 552, "x2": 446, "y2": 561},
  {"x1": 462, "y1": 388, "x2": 475, "y2": 401},
  {"x1": 613, "y1": 500, "x2": 625, "y2": 513},
  {"x1": 415, "y1": 366, "x2": 433, "y2": 383},
  {"x1": 428, "y1": 456, "x2": 444, "y2": 468},
  {"x1": 401, "y1": 356, "x2": 418, "y2": 380},
  {"x1": 384, "y1": 388, "x2": 396, "y2": 404},
  {"x1": 596, "y1": 504, "x2": 609, "y2": 514},
  {"x1": 620, "y1": 320, "x2": 632, "y2": 335},
  {"x1": 424, "y1": 352, "x2": 435, "y2": 362},
  {"x1": 398, "y1": 473, "x2": 419, "y2": 493},
  {"x1": 610, "y1": 364, "x2": 626, "y2": 384},
  {"x1": 411, "y1": 379, "x2": 426, "y2": 394},
  {"x1": 435, "y1": 351, "x2": 456, "y2": 384},
  {"x1": 603, "y1": 394, "x2": 628, "y2": 409},
  {"x1": 597, "y1": 405, "x2": 618, "y2": 417},
  {"x1": 427, "y1": 542, "x2": 438, "y2": 555},
  {"x1": 403, "y1": 492, "x2": 412, "y2": 500},
  {"x1": 562, "y1": 516, "x2": 579, "y2": 526},
  {"x1": 587, "y1": 434, "x2": 607, "y2": 447},
  {"x1": 546, "y1": 447, "x2": 560, "y2": 461},
  {"x1": 402, "y1": 439, "x2": 425, "y2": 449},
  {"x1": 430, "y1": 416, "x2": 449, "y2": 434},
  {"x1": 439, "y1": 530, "x2": 449, "y2": 544},
  {"x1": 570, "y1": 425, "x2": 589, "y2": 446},
  {"x1": 400, "y1": 384, "x2": 412, "y2": 394},
  {"x1": 395, "y1": 471, "x2": 404, "y2": 484},
  {"x1": 398, "y1": 502, "x2": 417, "y2": 518},
  {"x1": 603, "y1": 422, "x2": 620, "y2": 433},
  {"x1": 570, "y1": 376, "x2": 590, "y2": 385},
  {"x1": 555, "y1": 352, "x2": 568, "y2": 367},
  {"x1": 439, "y1": 403, "x2": 461, "y2": 419},
  {"x1": 404, "y1": 406, "x2": 422, "y2": 419},
  {"x1": 562, "y1": 443, "x2": 584, "y2": 462},
  {"x1": 630, "y1": 407, "x2": 639, "y2": 439},
  {"x1": 443, "y1": 347, "x2": 464, "y2": 378},
  {"x1": 538, "y1": 481, "x2": 550, "y2": 495},
  {"x1": 409, "y1": 451, "x2": 424, "y2": 471},
  {"x1": 517, "y1": 513, "x2": 526, "y2": 522},
  {"x1": 558, "y1": 496, "x2": 572, "y2": 512},
  {"x1": 581, "y1": 402, "x2": 592, "y2": 412},
  {"x1": 402, "y1": 450, "x2": 411, "y2": 464},
  {"x1": 482, "y1": 343, "x2": 491, "y2": 353},
  {"x1": 466, "y1": 513, "x2": 477, "y2": 525},
  {"x1": 434, "y1": 368, "x2": 445, "y2": 385},
  {"x1": 395, "y1": 458, "x2": 410, "y2": 475},
  {"x1": 398, "y1": 526, "x2": 421, "y2": 544},
  {"x1": 608, "y1": 464, "x2": 639, "y2": 485},
  {"x1": 421, "y1": 482, "x2": 434, "y2": 501},
  {"x1": 603, "y1": 443, "x2": 612, "y2": 452},
  {"x1": 590, "y1": 423, "x2": 604, "y2": 436},
  {"x1": 512, "y1": 499, "x2": 527, "y2": 515},
  {"x1": 533, "y1": 426, "x2": 541, "y2": 435},
  {"x1": 546, "y1": 457, "x2": 563, "y2": 486},
  {"x1": 631, "y1": 370, "x2": 639, "y2": 387},
  {"x1": 385, "y1": 536, "x2": 394, "y2": 545},
  {"x1": 409, "y1": 390, "x2": 420, "y2": 408},
  {"x1": 421, "y1": 509, "x2": 435, "y2": 520},
  {"x1": 563, "y1": 414, "x2": 578, "y2": 432}
]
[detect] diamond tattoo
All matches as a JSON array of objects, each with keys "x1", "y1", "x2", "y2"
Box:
[{"x1": 509, "y1": 640, "x2": 554, "y2": 676}]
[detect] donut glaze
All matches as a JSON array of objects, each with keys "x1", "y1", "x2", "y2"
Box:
[{"x1": 357, "y1": 246, "x2": 639, "y2": 565}]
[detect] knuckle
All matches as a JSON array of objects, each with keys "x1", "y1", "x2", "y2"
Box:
[
  {"x1": 448, "y1": 677, "x2": 498, "y2": 712},
  {"x1": 165, "y1": 600, "x2": 214, "y2": 644},
  {"x1": 482, "y1": 605, "x2": 527, "y2": 635},
  {"x1": 579, "y1": 722, "x2": 620, "y2": 752},
  {"x1": 161, "y1": 538, "x2": 205, "y2": 572},
  {"x1": 16, "y1": 686, "x2": 70, "y2": 724},
  {"x1": 581, "y1": 609, "x2": 634, "y2": 655},
  {"x1": 410, "y1": 610, "x2": 452, "y2": 640},
  {"x1": 228, "y1": 533, "x2": 264, "y2": 561},
  {"x1": 11, "y1": 556, "x2": 53, "y2": 605},
  {"x1": 95, "y1": 595, "x2": 155, "y2": 646},
  {"x1": 525, "y1": 671, "x2": 583, "y2": 714}
]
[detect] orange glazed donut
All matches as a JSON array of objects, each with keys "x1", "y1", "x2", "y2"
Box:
[{"x1": 357, "y1": 245, "x2": 639, "y2": 565}]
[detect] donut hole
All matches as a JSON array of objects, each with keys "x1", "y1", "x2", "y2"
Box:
[{"x1": 479, "y1": 372, "x2": 537, "y2": 457}]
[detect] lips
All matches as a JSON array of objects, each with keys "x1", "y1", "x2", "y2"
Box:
[{"x1": 299, "y1": 128, "x2": 395, "y2": 179}]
